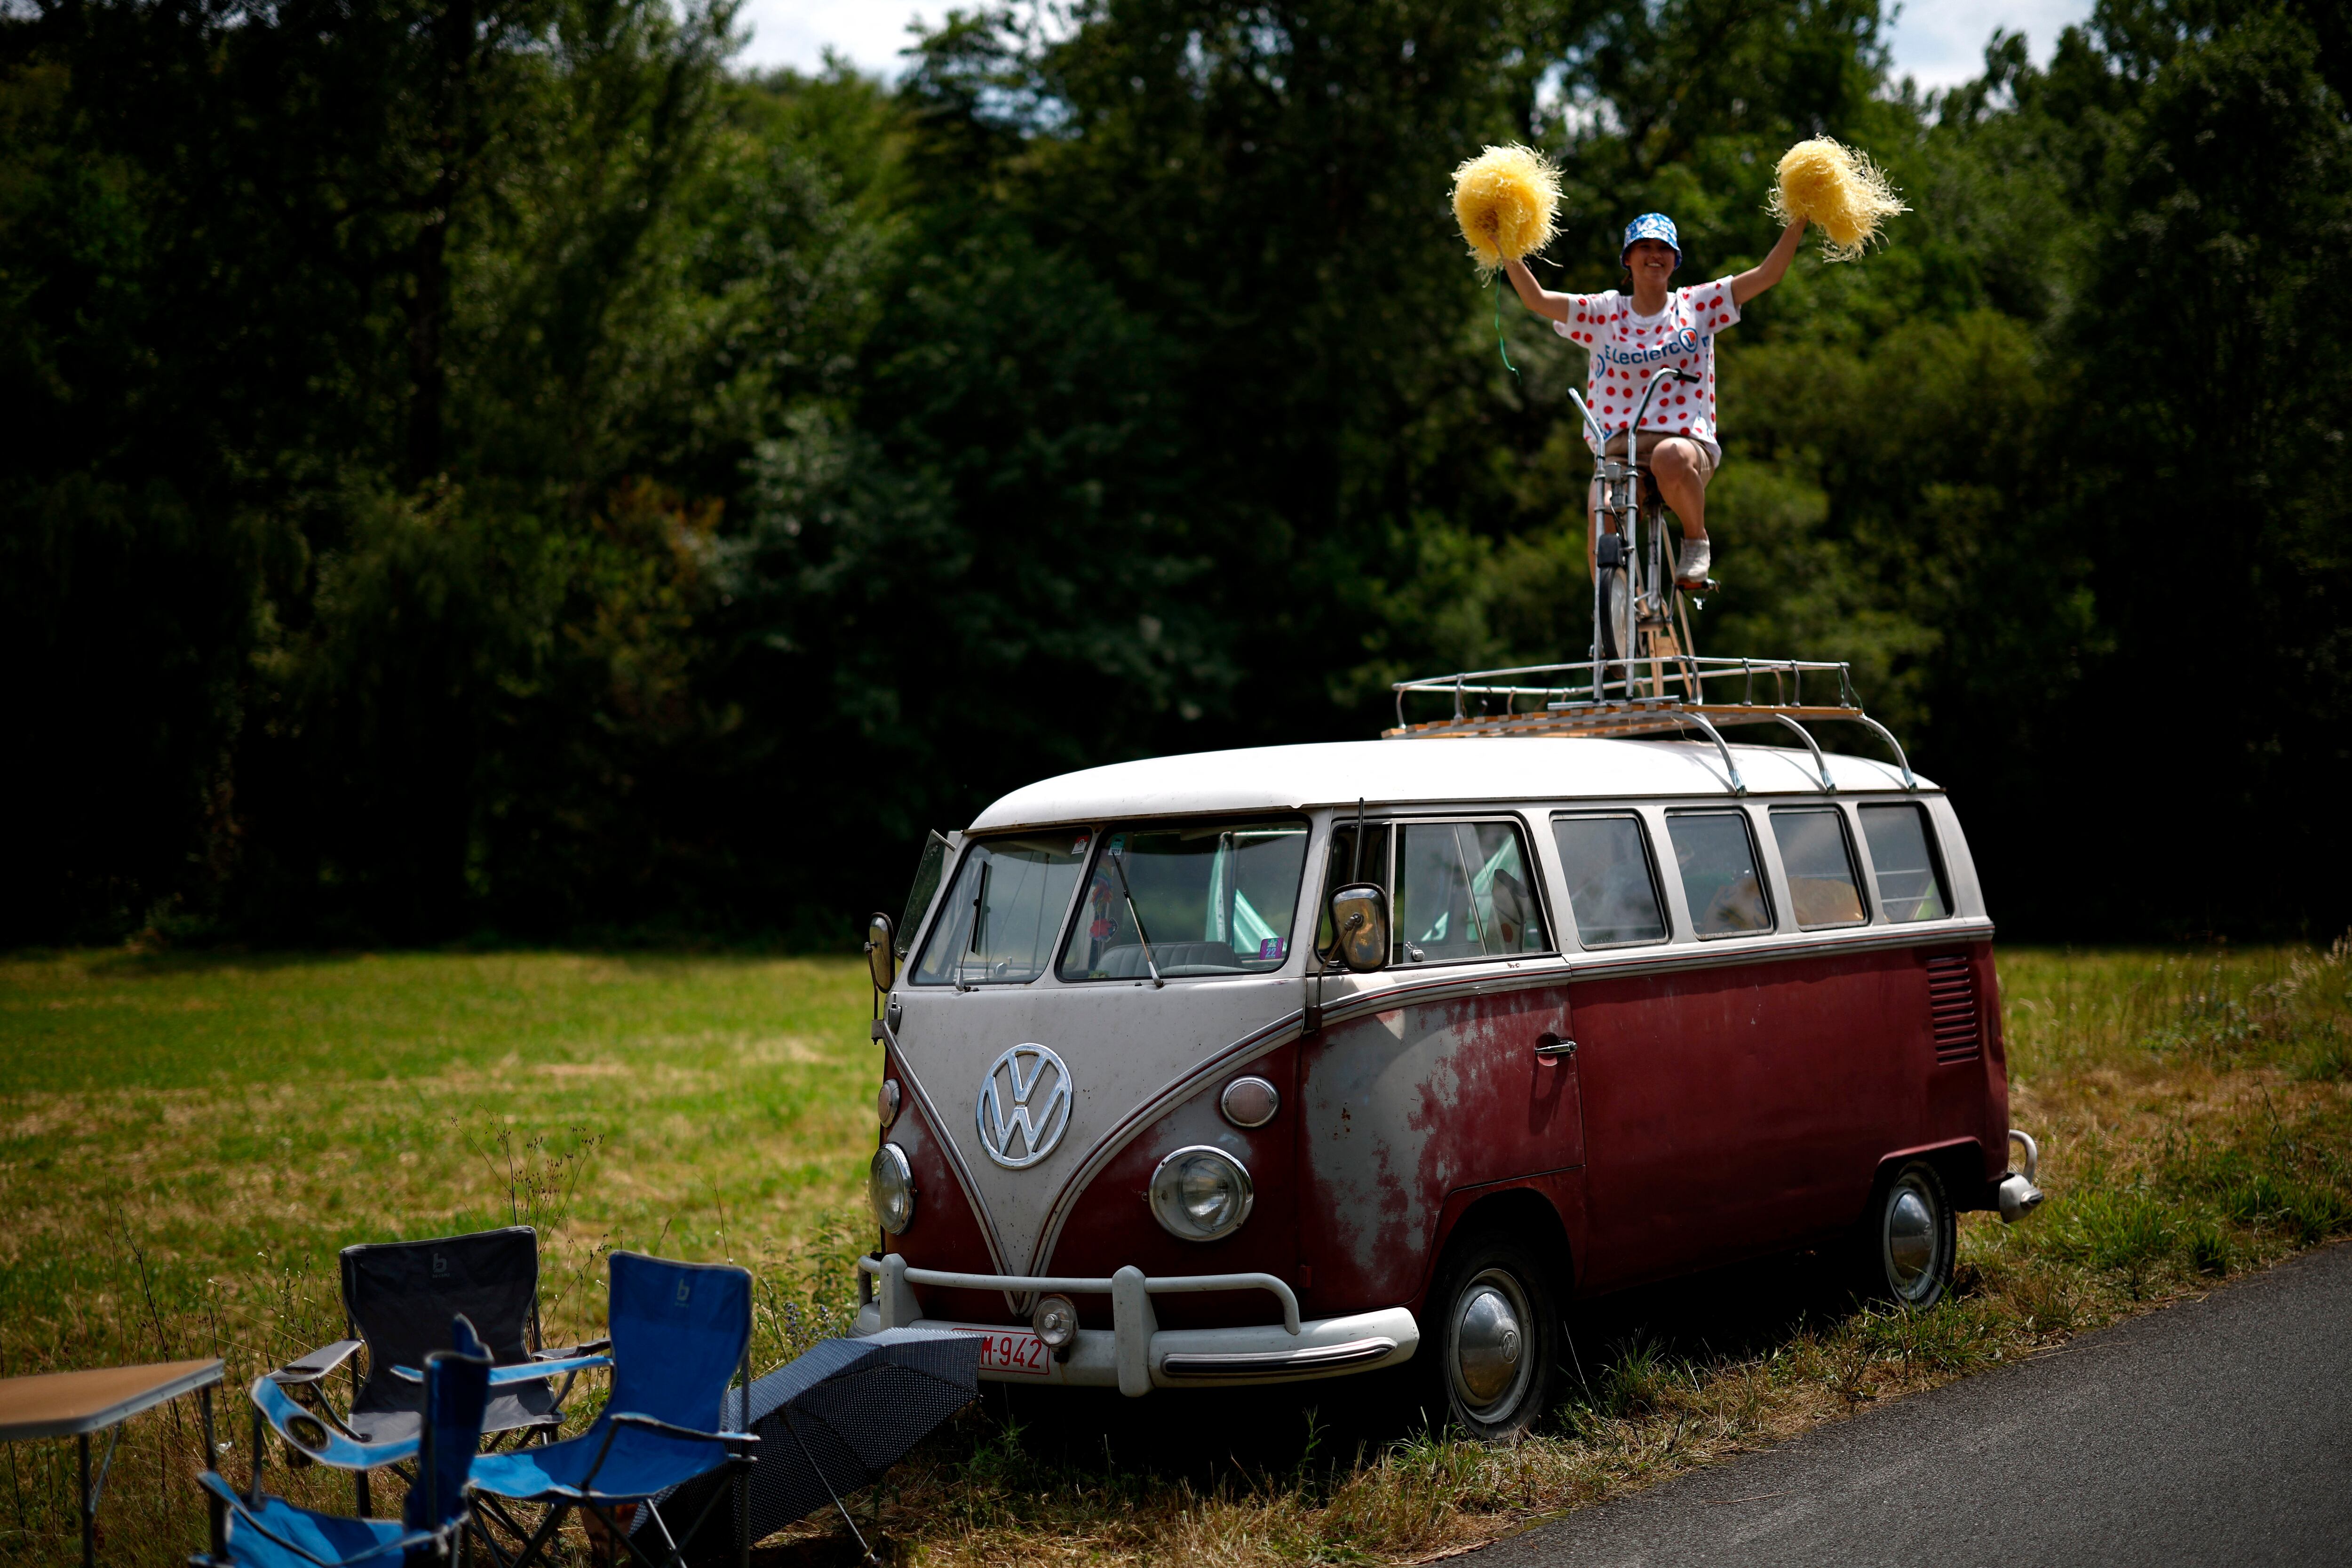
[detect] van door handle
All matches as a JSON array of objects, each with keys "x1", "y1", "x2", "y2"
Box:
[{"x1": 1534, "y1": 1032, "x2": 1577, "y2": 1060}]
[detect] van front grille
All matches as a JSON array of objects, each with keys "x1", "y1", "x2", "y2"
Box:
[{"x1": 1924, "y1": 954, "x2": 1981, "y2": 1064}]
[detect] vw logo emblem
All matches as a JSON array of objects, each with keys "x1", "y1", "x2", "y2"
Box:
[{"x1": 975, "y1": 1043, "x2": 1073, "y2": 1170}]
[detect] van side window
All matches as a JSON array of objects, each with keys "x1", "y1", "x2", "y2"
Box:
[
  {"x1": 1666, "y1": 811, "x2": 1773, "y2": 937},
  {"x1": 1314, "y1": 822, "x2": 1392, "y2": 961},
  {"x1": 897, "y1": 831, "x2": 952, "y2": 957},
  {"x1": 1393, "y1": 821, "x2": 1549, "y2": 964},
  {"x1": 1859, "y1": 804, "x2": 1952, "y2": 922},
  {"x1": 1770, "y1": 808, "x2": 1867, "y2": 929},
  {"x1": 1550, "y1": 814, "x2": 1668, "y2": 947}
]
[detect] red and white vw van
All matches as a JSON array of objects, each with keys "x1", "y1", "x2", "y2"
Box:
[{"x1": 852, "y1": 714, "x2": 2042, "y2": 1438}]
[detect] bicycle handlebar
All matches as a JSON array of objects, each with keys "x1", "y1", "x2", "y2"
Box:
[
  {"x1": 1627, "y1": 366, "x2": 1684, "y2": 439},
  {"x1": 1573, "y1": 367, "x2": 1701, "y2": 451},
  {"x1": 1566, "y1": 388, "x2": 1608, "y2": 451}
]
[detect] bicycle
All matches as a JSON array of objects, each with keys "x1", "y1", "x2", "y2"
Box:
[{"x1": 1568, "y1": 366, "x2": 1712, "y2": 700}]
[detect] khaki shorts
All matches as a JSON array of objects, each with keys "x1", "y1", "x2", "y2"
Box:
[{"x1": 1588, "y1": 431, "x2": 1716, "y2": 523}]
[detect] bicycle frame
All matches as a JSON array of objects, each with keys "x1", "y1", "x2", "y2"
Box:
[{"x1": 1570, "y1": 366, "x2": 1699, "y2": 702}]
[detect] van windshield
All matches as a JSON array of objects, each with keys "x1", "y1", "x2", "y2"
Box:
[
  {"x1": 912, "y1": 832, "x2": 1093, "y2": 986},
  {"x1": 1058, "y1": 820, "x2": 1309, "y2": 980}
]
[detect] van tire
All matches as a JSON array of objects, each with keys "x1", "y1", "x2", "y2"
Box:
[
  {"x1": 1851, "y1": 1159, "x2": 1955, "y2": 1309},
  {"x1": 1414, "y1": 1231, "x2": 1560, "y2": 1442}
]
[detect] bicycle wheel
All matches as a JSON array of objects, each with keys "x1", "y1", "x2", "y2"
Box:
[{"x1": 1595, "y1": 561, "x2": 1629, "y2": 665}]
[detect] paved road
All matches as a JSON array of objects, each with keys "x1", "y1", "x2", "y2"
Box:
[{"x1": 1478, "y1": 1240, "x2": 2352, "y2": 1568}]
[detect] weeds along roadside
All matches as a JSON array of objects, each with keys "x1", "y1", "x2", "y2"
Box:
[
  {"x1": 788, "y1": 940, "x2": 2352, "y2": 1568},
  {"x1": 0, "y1": 943, "x2": 2345, "y2": 1567}
]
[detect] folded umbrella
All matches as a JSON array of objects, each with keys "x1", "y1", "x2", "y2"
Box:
[{"x1": 644, "y1": 1328, "x2": 980, "y2": 1565}]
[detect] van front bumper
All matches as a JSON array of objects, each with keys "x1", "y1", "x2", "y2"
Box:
[{"x1": 852, "y1": 1252, "x2": 1419, "y2": 1396}]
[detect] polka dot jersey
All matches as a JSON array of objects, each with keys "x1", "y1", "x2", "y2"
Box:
[{"x1": 1550, "y1": 277, "x2": 1740, "y2": 459}]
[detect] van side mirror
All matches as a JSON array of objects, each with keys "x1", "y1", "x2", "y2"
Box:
[
  {"x1": 1327, "y1": 884, "x2": 1389, "y2": 973},
  {"x1": 865, "y1": 912, "x2": 897, "y2": 991}
]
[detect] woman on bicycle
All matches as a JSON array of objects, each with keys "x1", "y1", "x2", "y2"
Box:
[{"x1": 1503, "y1": 211, "x2": 1806, "y2": 588}]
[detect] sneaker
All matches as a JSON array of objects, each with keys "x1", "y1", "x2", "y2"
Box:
[{"x1": 1675, "y1": 536, "x2": 1711, "y2": 588}]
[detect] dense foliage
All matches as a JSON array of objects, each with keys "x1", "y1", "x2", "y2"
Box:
[{"x1": 4, "y1": 0, "x2": 2346, "y2": 945}]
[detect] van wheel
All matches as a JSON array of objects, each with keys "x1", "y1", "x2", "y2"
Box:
[
  {"x1": 1853, "y1": 1160, "x2": 1955, "y2": 1309},
  {"x1": 1417, "y1": 1232, "x2": 1559, "y2": 1442}
]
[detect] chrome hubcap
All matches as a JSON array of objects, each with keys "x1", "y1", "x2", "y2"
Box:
[
  {"x1": 1887, "y1": 1184, "x2": 1937, "y2": 1295},
  {"x1": 1450, "y1": 1269, "x2": 1531, "y2": 1417}
]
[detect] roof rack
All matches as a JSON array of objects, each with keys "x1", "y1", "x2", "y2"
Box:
[{"x1": 1384, "y1": 655, "x2": 1915, "y2": 797}]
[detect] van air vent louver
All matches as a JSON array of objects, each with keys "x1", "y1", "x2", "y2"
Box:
[{"x1": 1924, "y1": 954, "x2": 1980, "y2": 1064}]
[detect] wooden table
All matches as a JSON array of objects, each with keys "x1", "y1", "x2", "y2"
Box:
[{"x1": 0, "y1": 1358, "x2": 224, "y2": 1567}]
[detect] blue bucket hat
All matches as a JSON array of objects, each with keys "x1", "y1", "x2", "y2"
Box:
[{"x1": 1621, "y1": 212, "x2": 1682, "y2": 267}]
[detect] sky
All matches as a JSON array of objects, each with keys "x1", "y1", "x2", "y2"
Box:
[{"x1": 735, "y1": 0, "x2": 2097, "y2": 90}]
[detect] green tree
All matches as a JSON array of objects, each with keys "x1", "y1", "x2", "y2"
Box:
[
  {"x1": 5, "y1": 0, "x2": 2346, "y2": 944},
  {"x1": 2055, "y1": 0, "x2": 2352, "y2": 931}
]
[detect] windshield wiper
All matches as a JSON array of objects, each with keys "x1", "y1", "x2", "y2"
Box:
[
  {"x1": 960, "y1": 861, "x2": 989, "y2": 990},
  {"x1": 1107, "y1": 845, "x2": 1164, "y2": 988}
]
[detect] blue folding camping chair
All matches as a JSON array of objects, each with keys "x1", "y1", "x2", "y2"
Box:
[
  {"x1": 250, "y1": 1289, "x2": 607, "y2": 1549},
  {"x1": 193, "y1": 1318, "x2": 491, "y2": 1568},
  {"x1": 268, "y1": 1227, "x2": 608, "y2": 1518},
  {"x1": 465, "y1": 1251, "x2": 757, "y2": 1568}
]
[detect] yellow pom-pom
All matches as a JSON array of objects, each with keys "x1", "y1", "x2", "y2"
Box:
[
  {"x1": 1451, "y1": 144, "x2": 1562, "y2": 275},
  {"x1": 1769, "y1": 137, "x2": 1907, "y2": 262}
]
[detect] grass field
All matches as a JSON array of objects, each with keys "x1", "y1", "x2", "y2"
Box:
[{"x1": 2, "y1": 943, "x2": 2348, "y2": 1566}]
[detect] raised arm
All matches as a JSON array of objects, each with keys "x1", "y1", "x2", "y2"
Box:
[
  {"x1": 1501, "y1": 257, "x2": 1573, "y2": 322},
  {"x1": 1731, "y1": 220, "x2": 1808, "y2": 306}
]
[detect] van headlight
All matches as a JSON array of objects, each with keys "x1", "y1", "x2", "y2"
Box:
[
  {"x1": 869, "y1": 1143, "x2": 916, "y2": 1234},
  {"x1": 1148, "y1": 1146, "x2": 1253, "y2": 1242}
]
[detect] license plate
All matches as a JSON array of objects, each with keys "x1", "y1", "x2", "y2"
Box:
[{"x1": 955, "y1": 1326, "x2": 1052, "y2": 1377}]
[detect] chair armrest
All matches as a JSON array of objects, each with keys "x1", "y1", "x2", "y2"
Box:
[
  {"x1": 394, "y1": 1354, "x2": 610, "y2": 1386},
  {"x1": 535, "y1": 1338, "x2": 611, "y2": 1359},
  {"x1": 269, "y1": 1339, "x2": 363, "y2": 1387},
  {"x1": 607, "y1": 1412, "x2": 761, "y2": 1446},
  {"x1": 489, "y1": 1355, "x2": 608, "y2": 1385},
  {"x1": 251, "y1": 1376, "x2": 419, "y2": 1472}
]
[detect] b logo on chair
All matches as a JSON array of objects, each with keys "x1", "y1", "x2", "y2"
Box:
[{"x1": 676, "y1": 1278, "x2": 692, "y2": 1305}]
